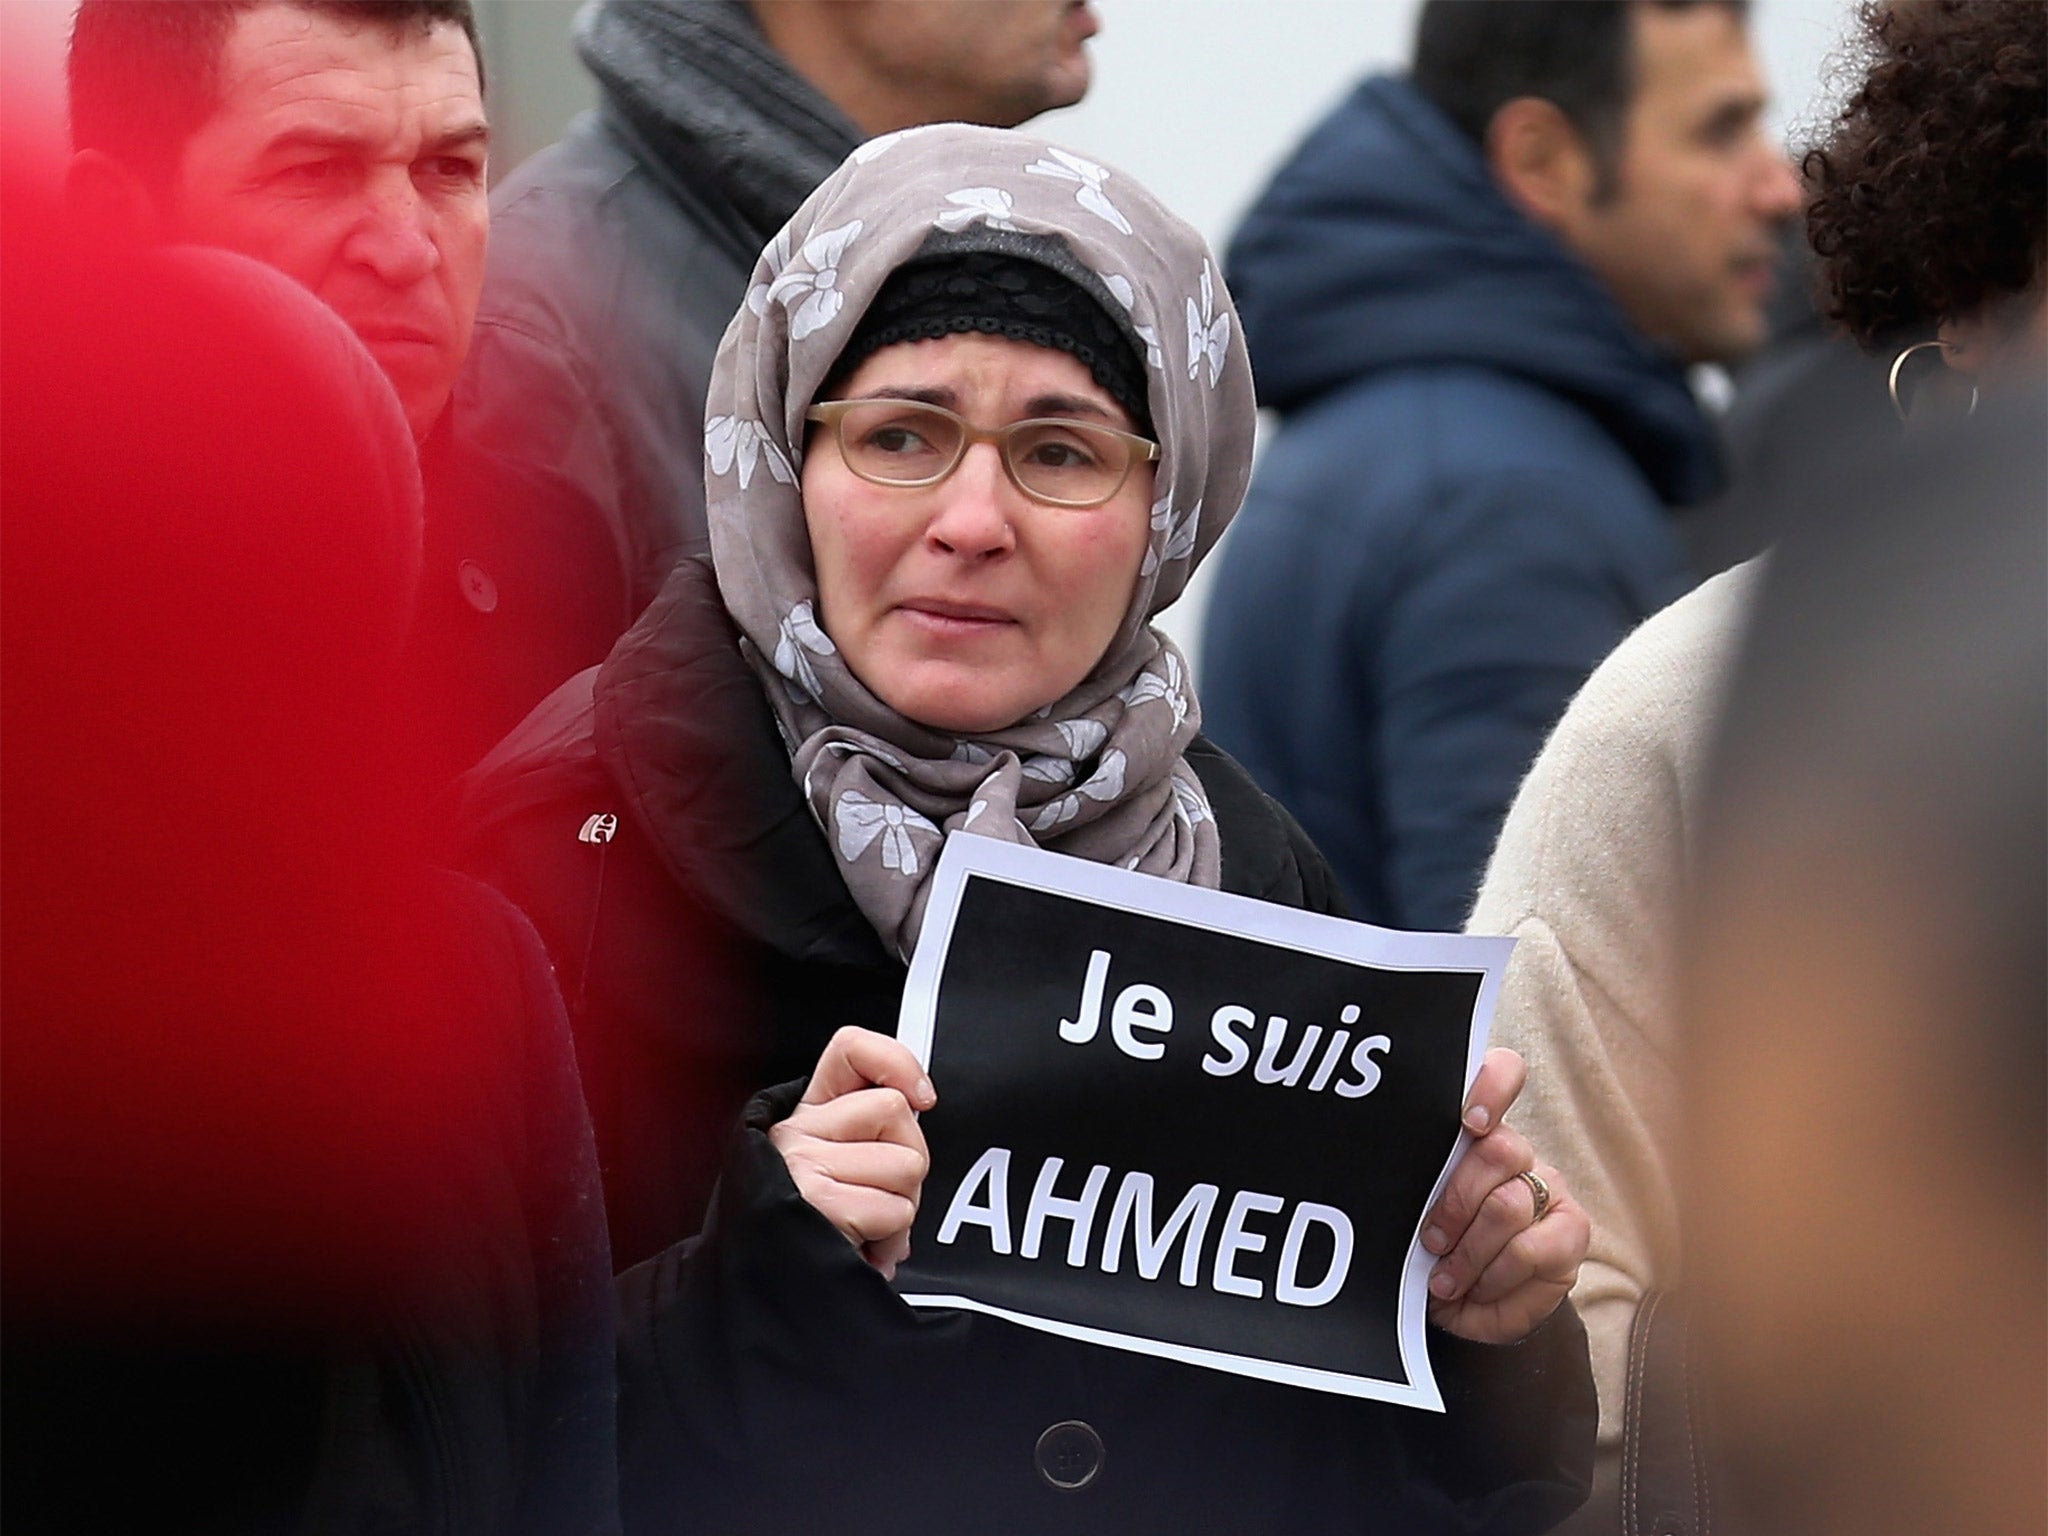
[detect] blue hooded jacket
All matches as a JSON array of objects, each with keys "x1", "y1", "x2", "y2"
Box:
[{"x1": 1202, "y1": 76, "x2": 1717, "y2": 930}]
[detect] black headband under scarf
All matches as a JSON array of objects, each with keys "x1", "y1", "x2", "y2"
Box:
[{"x1": 824, "y1": 250, "x2": 1154, "y2": 432}]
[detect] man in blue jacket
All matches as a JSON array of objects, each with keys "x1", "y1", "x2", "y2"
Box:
[{"x1": 1203, "y1": 0, "x2": 1800, "y2": 930}]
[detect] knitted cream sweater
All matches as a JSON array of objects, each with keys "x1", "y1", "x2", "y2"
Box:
[{"x1": 1468, "y1": 560, "x2": 1760, "y2": 1447}]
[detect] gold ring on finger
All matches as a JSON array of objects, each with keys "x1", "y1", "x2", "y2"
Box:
[{"x1": 1516, "y1": 1167, "x2": 1551, "y2": 1224}]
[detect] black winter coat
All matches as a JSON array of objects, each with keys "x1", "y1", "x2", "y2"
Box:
[
  {"x1": 459, "y1": 557, "x2": 1348, "y2": 1268},
  {"x1": 459, "y1": 558, "x2": 1594, "y2": 1533},
  {"x1": 621, "y1": 1078, "x2": 1592, "y2": 1536},
  {"x1": 405, "y1": 424, "x2": 635, "y2": 789}
]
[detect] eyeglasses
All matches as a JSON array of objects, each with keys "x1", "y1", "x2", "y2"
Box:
[{"x1": 806, "y1": 398, "x2": 1160, "y2": 509}]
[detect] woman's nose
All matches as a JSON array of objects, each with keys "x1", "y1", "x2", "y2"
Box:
[{"x1": 923, "y1": 442, "x2": 1018, "y2": 558}]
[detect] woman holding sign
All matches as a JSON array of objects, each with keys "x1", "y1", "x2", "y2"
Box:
[{"x1": 463, "y1": 124, "x2": 1592, "y2": 1533}]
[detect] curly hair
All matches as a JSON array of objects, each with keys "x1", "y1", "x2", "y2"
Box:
[{"x1": 1805, "y1": 0, "x2": 2046, "y2": 346}]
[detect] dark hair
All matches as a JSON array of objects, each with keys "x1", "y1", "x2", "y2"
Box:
[
  {"x1": 68, "y1": 1, "x2": 483, "y2": 193},
  {"x1": 1412, "y1": 0, "x2": 1748, "y2": 194},
  {"x1": 1804, "y1": 0, "x2": 2047, "y2": 347}
]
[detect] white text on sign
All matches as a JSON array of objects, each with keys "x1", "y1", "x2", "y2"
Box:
[
  {"x1": 1057, "y1": 947, "x2": 1394, "y2": 1095},
  {"x1": 935, "y1": 1148, "x2": 1355, "y2": 1307}
]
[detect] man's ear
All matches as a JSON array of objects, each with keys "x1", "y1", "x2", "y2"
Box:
[
  {"x1": 1485, "y1": 97, "x2": 1599, "y2": 237},
  {"x1": 64, "y1": 150, "x2": 166, "y2": 244}
]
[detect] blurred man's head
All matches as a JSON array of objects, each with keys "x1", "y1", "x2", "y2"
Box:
[
  {"x1": 1681, "y1": 390, "x2": 2045, "y2": 1536},
  {"x1": 68, "y1": 1, "x2": 488, "y2": 440},
  {"x1": 1414, "y1": 0, "x2": 1801, "y2": 365},
  {"x1": 749, "y1": 1, "x2": 1097, "y2": 138}
]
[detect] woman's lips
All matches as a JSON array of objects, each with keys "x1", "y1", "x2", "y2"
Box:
[{"x1": 896, "y1": 599, "x2": 1016, "y2": 636}]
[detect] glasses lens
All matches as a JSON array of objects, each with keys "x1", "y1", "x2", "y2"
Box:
[
  {"x1": 835, "y1": 401, "x2": 963, "y2": 485},
  {"x1": 1005, "y1": 420, "x2": 1130, "y2": 506}
]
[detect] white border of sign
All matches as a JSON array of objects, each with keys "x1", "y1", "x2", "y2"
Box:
[{"x1": 896, "y1": 833, "x2": 1516, "y2": 1409}]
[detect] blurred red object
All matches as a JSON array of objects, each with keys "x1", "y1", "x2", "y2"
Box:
[{"x1": 0, "y1": 154, "x2": 496, "y2": 1331}]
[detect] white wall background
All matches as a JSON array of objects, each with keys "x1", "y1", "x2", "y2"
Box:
[{"x1": 6, "y1": 0, "x2": 1862, "y2": 663}]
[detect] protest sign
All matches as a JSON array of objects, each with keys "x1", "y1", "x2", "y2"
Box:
[{"x1": 893, "y1": 835, "x2": 1514, "y2": 1409}]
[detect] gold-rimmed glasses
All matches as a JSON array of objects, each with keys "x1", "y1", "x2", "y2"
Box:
[{"x1": 806, "y1": 398, "x2": 1159, "y2": 509}]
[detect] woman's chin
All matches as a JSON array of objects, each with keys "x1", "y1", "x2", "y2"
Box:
[
  {"x1": 871, "y1": 668, "x2": 1052, "y2": 738},
  {"x1": 894, "y1": 696, "x2": 1038, "y2": 736}
]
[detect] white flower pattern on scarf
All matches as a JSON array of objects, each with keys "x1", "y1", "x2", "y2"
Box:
[
  {"x1": 937, "y1": 187, "x2": 1019, "y2": 232},
  {"x1": 1122, "y1": 649, "x2": 1190, "y2": 731},
  {"x1": 772, "y1": 600, "x2": 836, "y2": 699},
  {"x1": 744, "y1": 229, "x2": 793, "y2": 317},
  {"x1": 1020, "y1": 716, "x2": 1108, "y2": 783},
  {"x1": 1186, "y1": 261, "x2": 1231, "y2": 387},
  {"x1": 1056, "y1": 718, "x2": 1109, "y2": 759},
  {"x1": 762, "y1": 219, "x2": 864, "y2": 339},
  {"x1": 836, "y1": 792, "x2": 937, "y2": 875},
  {"x1": 1024, "y1": 149, "x2": 1134, "y2": 234},
  {"x1": 1100, "y1": 273, "x2": 1165, "y2": 371},
  {"x1": 705, "y1": 415, "x2": 795, "y2": 489},
  {"x1": 1021, "y1": 754, "x2": 1077, "y2": 785},
  {"x1": 1027, "y1": 748, "x2": 1129, "y2": 833},
  {"x1": 1142, "y1": 494, "x2": 1201, "y2": 577}
]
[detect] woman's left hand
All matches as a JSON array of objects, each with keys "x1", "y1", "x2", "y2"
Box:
[{"x1": 1419, "y1": 1047, "x2": 1589, "y2": 1344}]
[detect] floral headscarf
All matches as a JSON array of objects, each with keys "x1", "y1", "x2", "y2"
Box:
[{"x1": 705, "y1": 124, "x2": 1258, "y2": 957}]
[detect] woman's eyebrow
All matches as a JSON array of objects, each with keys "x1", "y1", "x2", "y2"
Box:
[
  {"x1": 852, "y1": 385, "x2": 1118, "y2": 422},
  {"x1": 1025, "y1": 393, "x2": 1115, "y2": 421},
  {"x1": 861, "y1": 385, "x2": 958, "y2": 408}
]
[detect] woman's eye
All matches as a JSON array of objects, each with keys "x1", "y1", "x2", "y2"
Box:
[
  {"x1": 865, "y1": 425, "x2": 931, "y2": 455},
  {"x1": 1023, "y1": 436, "x2": 1104, "y2": 471}
]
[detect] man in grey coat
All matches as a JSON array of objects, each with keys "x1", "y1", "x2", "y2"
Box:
[{"x1": 457, "y1": 0, "x2": 1103, "y2": 617}]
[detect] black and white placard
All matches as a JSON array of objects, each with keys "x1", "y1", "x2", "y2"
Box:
[{"x1": 893, "y1": 835, "x2": 1514, "y2": 1409}]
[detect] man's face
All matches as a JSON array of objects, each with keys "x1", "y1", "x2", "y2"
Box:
[
  {"x1": 1559, "y1": 4, "x2": 1802, "y2": 365},
  {"x1": 167, "y1": 4, "x2": 488, "y2": 439},
  {"x1": 845, "y1": 1, "x2": 1097, "y2": 128}
]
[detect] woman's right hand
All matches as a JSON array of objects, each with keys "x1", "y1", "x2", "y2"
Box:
[{"x1": 769, "y1": 1026, "x2": 936, "y2": 1280}]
